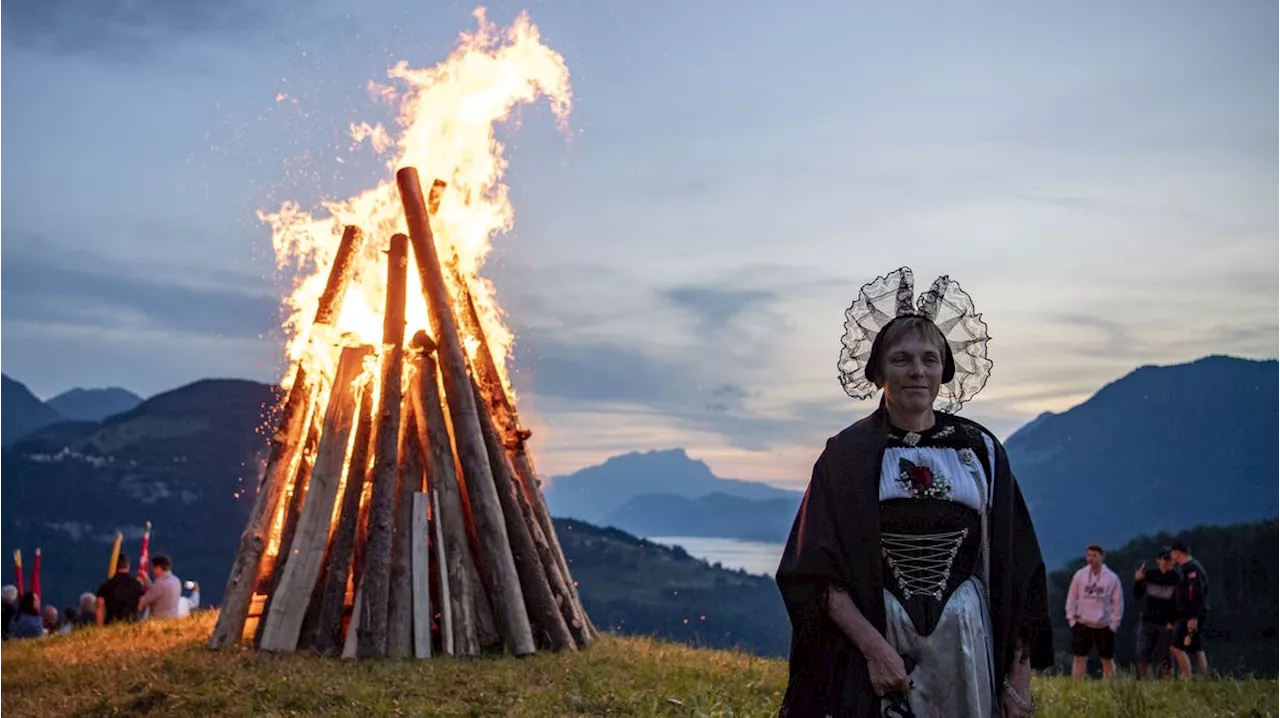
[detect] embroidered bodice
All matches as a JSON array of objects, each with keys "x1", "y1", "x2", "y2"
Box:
[{"x1": 878, "y1": 416, "x2": 991, "y2": 636}]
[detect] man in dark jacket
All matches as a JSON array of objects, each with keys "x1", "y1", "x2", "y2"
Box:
[
  {"x1": 96, "y1": 556, "x2": 145, "y2": 625},
  {"x1": 1133, "y1": 548, "x2": 1180, "y2": 678},
  {"x1": 1169, "y1": 540, "x2": 1210, "y2": 678}
]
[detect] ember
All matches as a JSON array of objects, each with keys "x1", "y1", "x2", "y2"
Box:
[{"x1": 208, "y1": 10, "x2": 592, "y2": 659}]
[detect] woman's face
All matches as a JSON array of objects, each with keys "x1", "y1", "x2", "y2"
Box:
[{"x1": 880, "y1": 334, "x2": 944, "y2": 414}]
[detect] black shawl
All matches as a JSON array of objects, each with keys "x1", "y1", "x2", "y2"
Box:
[{"x1": 774, "y1": 407, "x2": 1053, "y2": 717}]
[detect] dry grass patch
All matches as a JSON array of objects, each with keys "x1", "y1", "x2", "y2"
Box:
[{"x1": 2, "y1": 612, "x2": 1275, "y2": 717}]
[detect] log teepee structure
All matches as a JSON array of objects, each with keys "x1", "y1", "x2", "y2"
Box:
[{"x1": 208, "y1": 167, "x2": 596, "y2": 659}]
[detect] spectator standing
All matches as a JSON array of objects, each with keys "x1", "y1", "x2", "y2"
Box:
[
  {"x1": 1133, "y1": 548, "x2": 1180, "y2": 679},
  {"x1": 175, "y1": 581, "x2": 201, "y2": 618},
  {"x1": 138, "y1": 555, "x2": 183, "y2": 619},
  {"x1": 1066, "y1": 544, "x2": 1123, "y2": 679},
  {"x1": 1169, "y1": 540, "x2": 1211, "y2": 678},
  {"x1": 96, "y1": 556, "x2": 145, "y2": 625}
]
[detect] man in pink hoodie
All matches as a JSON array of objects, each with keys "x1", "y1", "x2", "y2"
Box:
[{"x1": 1065, "y1": 544, "x2": 1124, "y2": 679}]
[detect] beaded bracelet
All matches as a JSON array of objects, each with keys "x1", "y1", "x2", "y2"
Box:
[{"x1": 1002, "y1": 676, "x2": 1037, "y2": 714}]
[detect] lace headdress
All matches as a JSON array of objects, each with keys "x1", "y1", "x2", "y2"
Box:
[{"x1": 837, "y1": 267, "x2": 992, "y2": 413}]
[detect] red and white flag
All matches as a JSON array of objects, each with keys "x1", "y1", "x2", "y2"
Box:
[
  {"x1": 138, "y1": 521, "x2": 152, "y2": 575},
  {"x1": 31, "y1": 548, "x2": 41, "y2": 598}
]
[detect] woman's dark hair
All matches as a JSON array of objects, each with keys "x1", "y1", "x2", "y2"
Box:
[
  {"x1": 864, "y1": 315, "x2": 956, "y2": 387},
  {"x1": 18, "y1": 592, "x2": 39, "y2": 616}
]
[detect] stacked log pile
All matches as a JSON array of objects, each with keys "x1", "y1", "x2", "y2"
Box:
[{"x1": 208, "y1": 167, "x2": 596, "y2": 659}]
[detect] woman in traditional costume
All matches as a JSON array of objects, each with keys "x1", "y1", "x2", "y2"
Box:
[{"x1": 776, "y1": 268, "x2": 1053, "y2": 718}]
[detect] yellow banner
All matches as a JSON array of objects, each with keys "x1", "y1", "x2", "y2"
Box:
[{"x1": 107, "y1": 531, "x2": 123, "y2": 579}]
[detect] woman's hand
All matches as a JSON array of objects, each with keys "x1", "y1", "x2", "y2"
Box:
[
  {"x1": 863, "y1": 638, "x2": 911, "y2": 696},
  {"x1": 823, "y1": 587, "x2": 911, "y2": 696},
  {"x1": 1002, "y1": 661, "x2": 1034, "y2": 718}
]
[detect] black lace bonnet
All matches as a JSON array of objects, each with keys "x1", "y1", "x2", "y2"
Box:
[{"x1": 837, "y1": 267, "x2": 993, "y2": 413}]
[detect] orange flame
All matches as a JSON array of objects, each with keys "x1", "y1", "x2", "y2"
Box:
[{"x1": 263, "y1": 8, "x2": 572, "y2": 393}]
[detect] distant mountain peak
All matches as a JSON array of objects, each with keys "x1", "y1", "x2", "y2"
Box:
[
  {"x1": 48, "y1": 386, "x2": 144, "y2": 423},
  {"x1": 594, "y1": 447, "x2": 715, "y2": 477},
  {"x1": 544, "y1": 446, "x2": 798, "y2": 523},
  {"x1": 1007, "y1": 354, "x2": 1278, "y2": 566},
  {"x1": 2, "y1": 375, "x2": 66, "y2": 448}
]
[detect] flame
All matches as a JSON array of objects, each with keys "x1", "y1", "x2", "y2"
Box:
[{"x1": 263, "y1": 8, "x2": 572, "y2": 397}]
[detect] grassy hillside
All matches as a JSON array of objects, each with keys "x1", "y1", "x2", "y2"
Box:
[{"x1": 2, "y1": 613, "x2": 1276, "y2": 717}]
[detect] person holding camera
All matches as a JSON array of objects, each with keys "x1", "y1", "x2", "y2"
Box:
[
  {"x1": 137, "y1": 555, "x2": 185, "y2": 620},
  {"x1": 1133, "y1": 548, "x2": 1180, "y2": 678},
  {"x1": 176, "y1": 580, "x2": 201, "y2": 618}
]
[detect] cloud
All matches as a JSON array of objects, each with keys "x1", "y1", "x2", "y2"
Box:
[
  {"x1": 1007, "y1": 193, "x2": 1127, "y2": 213},
  {"x1": 515, "y1": 330, "x2": 859, "y2": 454},
  {"x1": 706, "y1": 383, "x2": 758, "y2": 413},
  {"x1": 499, "y1": 263, "x2": 895, "y2": 456},
  {"x1": 514, "y1": 336, "x2": 688, "y2": 408},
  {"x1": 1, "y1": 250, "x2": 280, "y2": 341},
  {"x1": 662, "y1": 285, "x2": 776, "y2": 333},
  {"x1": 641, "y1": 178, "x2": 718, "y2": 201},
  {"x1": 1, "y1": 0, "x2": 284, "y2": 60}
]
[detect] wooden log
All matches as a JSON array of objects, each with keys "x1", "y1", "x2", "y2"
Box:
[
  {"x1": 445, "y1": 252, "x2": 593, "y2": 648},
  {"x1": 398, "y1": 167, "x2": 534, "y2": 657},
  {"x1": 411, "y1": 492, "x2": 433, "y2": 658},
  {"x1": 210, "y1": 224, "x2": 365, "y2": 650},
  {"x1": 342, "y1": 582, "x2": 362, "y2": 659},
  {"x1": 510, "y1": 457, "x2": 589, "y2": 648},
  {"x1": 295, "y1": 563, "x2": 329, "y2": 654},
  {"x1": 387, "y1": 399, "x2": 425, "y2": 658},
  {"x1": 463, "y1": 317, "x2": 592, "y2": 646},
  {"x1": 260, "y1": 345, "x2": 369, "y2": 652},
  {"x1": 408, "y1": 337, "x2": 486, "y2": 656},
  {"x1": 213, "y1": 382, "x2": 315, "y2": 647},
  {"x1": 514, "y1": 453, "x2": 598, "y2": 642},
  {"x1": 431, "y1": 487, "x2": 454, "y2": 656},
  {"x1": 469, "y1": 378, "x2": 576, "y2": 652},
  {"x1": 356, "y1": 232, "x2": 409, "y2": 659},
  {"x1": 352, "y1": 471, "x2": 373, "y2": 587},
  {"x1": 307, "y1": 374, "x2": 377, "y2": 655},
  {"x1": 254, "y1": 397, "x2": 325, "y2": 646}
]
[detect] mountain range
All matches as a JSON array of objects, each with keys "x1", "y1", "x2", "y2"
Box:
[
  {"x1": 1007, "y1": 355, "x2": 1277, "y2": 564},
  {"x1": 0, "y1": 354, "x2": 1275, "y2": 607},
  {"x1": 543, "y1": 448, "x2": 800, "y2": 525},
  {"x1": 600, "y1": 492, "x2": 801, "y2": 544},
  {"x1": 546, "y1": 355, "x2": 1277, "y2": 566},
  {"x1": 46, "y1": 387, "x2": 143, "y2": 423},
  {"x1": 2, "y1": 376, "x2": 66, "y2": 448},
  {"x1": 1, "y1": 376, "x2": 142, "y2": 447},
  {"x1": 1, "y1": 378, "x2": 276, "y2": 608}
]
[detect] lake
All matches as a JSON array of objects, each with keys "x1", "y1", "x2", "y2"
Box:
[{"x1": 646, "y1": 536, "x2": 786, "y2": 577}]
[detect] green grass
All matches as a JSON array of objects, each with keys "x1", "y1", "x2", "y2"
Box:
[{"x1": 2, "y1": 612, "x2": 1276, "y2": 717}]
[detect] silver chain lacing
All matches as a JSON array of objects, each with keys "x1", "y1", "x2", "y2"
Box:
[{"x1": 881, "y1": 529, "x2": 970, "y2": 600}]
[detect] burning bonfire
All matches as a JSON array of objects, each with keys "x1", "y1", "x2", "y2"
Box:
[{"x1": 208, "y1": 10, "x2": 594, "y2": 659}]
